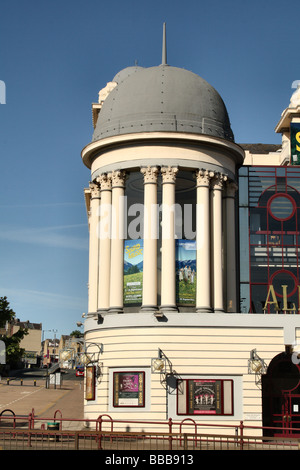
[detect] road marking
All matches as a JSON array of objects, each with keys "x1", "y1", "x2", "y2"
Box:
[{"x1": 0, "y1": 386, "x2": 45, "y2": 410}]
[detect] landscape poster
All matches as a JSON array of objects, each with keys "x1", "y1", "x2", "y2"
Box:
[
  {"x1": 176, "y1": 239, "x2": 196, "y2": 305},
  {"x1": 124, "y1": 239, "x2": 143, "y2": 305}
]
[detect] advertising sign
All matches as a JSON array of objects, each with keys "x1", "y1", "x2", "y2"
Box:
[
  {"x1": 290, "y1": 122, "x2": 300, "y2": 165},
  {"x1": 86, "y1": 365, "x2": 96, "y2": 401},
  {"x1": 113, "y1": 371, "x2": 145, "y2": 407},
  {"x1": 176, "y1": 239, "x2": 196, "y2": 305},
  {"x1": 23, "y1": 351, "x2": 37, "y2": 365},
  {"x1": 188, "y1": 379, "x2": 222, "y2": 415},
  {"x1": 124, "y1": 239, "x2": 143, "y2": 305}
]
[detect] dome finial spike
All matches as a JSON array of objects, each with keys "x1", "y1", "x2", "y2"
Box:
[{"x1": 162, "y1": 22, "x2": 167, "y2": 65}]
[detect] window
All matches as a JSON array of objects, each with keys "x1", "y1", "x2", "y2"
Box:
[{"x1": 239, "y1": 166, "x2": 300, "y2": 314}]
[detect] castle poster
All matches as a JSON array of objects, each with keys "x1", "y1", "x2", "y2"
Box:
[{"x1": 176, "y1": 239, "x2": 196, "y2": 305}]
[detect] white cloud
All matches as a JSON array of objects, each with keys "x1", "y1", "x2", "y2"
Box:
[
  {"x1": 0, "y1": 224, "x2": 88, "y2": 250},
  {"x1": 2, "y1": 287, "x2": 86, "y2": 311}
]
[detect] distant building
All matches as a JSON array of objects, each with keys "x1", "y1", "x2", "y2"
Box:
[
  {"x1": 7, "y1": 320, "x2": 42, "y2": 367},
  {"x1": 42, "y1": 338, "x2": 59, "y2": 367}
]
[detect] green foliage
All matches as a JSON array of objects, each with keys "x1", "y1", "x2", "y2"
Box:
[
  {"x1": 126, "y1": 264, "x2": 140, "y2": 275},
  {"x1": 70, "y1": 329, "x2": 84, "y2": 338},
  {"x1": 0, "y1": 296, "x2": 15, "y2": 328},
  {"x1": 176, "y1": 275, "x2": 197, "y2": 305},
  {"x1": 124, "y1": 272, "x2": 143, "y2": 304}
]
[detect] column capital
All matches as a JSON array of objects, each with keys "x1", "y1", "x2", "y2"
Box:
[
  {"x1": 226, "y1": 181, "x2": 238, "y2": 198},
  {"x1": 195, "y1": 169, "x2": 215, "y2": 187},
  {"x1": 161, "y1": 166, "x2": 178, "y2": 184},
  {"x1": 141, "y1": 166, "x2": 159, "y2": 184},
  {"x1": 97, "y1": 173, "x2": 112, "y2": 191},
  {"x1": 211, "y1": 172, "x2": 228, "y2": 191},
  {"x1": 89, "y1": 181, "x2": 100, "y2": 199},
  {"x1": 111, "y1": 170, "x2": 126, "y2": 188}
]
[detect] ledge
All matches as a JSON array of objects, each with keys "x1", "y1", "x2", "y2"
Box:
[{"x1": 84, "y1": 312, "x2": 300, "y2": 344}]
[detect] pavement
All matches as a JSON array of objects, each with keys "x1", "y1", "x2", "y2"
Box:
[{"x1": 0, "y1": 375, "x2": 84, "y2": 430}]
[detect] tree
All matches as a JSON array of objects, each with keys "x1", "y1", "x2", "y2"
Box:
[
  {"x1": 0, "y1": 296, "x2": 28, "y2": 368},
  {"x1": 70, "y1": 329, "x2": 84, "y2": 338},
  {"x1": 0, "y1": 296, "x2": 15, "y2": 328}
]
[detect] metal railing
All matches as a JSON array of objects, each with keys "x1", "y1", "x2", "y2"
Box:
[{"x1": 0, "y1": 410, "x2": 299, "y2": 450}]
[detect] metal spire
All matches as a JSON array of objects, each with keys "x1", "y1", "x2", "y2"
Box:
[{"x1": 162, "y1": 22, "x2": 167, "y2": 65}]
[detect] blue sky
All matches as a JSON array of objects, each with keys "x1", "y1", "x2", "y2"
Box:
[{"x1": 0, "y1": 0, "x2": 299, "y2": 339}]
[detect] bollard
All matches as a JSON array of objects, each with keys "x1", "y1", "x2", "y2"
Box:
[
  {"x1": 6, "y1": 378, "x2": 9, "y2": 385},
  {"x1": 34, "y1": 380, "x2": 36, "y2": 387},
  {"x1": 20, "y1": 379, "x2": 23, "y2": 386}
]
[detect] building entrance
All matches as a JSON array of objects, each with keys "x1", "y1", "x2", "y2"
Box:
[{"x1": 262, "y1": 350, "x2": 300, "y2": 437}]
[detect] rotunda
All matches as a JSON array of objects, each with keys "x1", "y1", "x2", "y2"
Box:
[{"x1": 81, "y1": 27, "x2": 245, "y2": 426}]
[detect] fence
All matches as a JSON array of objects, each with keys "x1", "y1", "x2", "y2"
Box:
[{"x1": 0, "y1": 410, "x2": 299, "y2": 450}]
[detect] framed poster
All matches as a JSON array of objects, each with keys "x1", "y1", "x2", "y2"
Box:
[
  {"x1": 188, "y1": 379, "x2": 221, "y2": 415},
  {"x1": 177, "y1": 378, "x2": 233, "y2": 416},
  {"x1": 113, "y1": 371, "x2": 145, "y2": 407},
  {"x1": 86, "y1": 365, "x2": 96, "y2": 401}
]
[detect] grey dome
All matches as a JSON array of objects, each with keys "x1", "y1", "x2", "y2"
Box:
[
  {"x1": 112, "y1": 65, "x2": 144, "y2": 84},
  {"x1": 92, "y1": 65, "x2": 234, "y2": 142}
]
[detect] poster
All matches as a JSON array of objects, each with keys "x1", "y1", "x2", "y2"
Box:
[
  {"x1": 124, "y1": 239, "x2": 143, "y2": 305},
  {"x1": 290, "y1": 122, "x2": 300, "y2": 165},
  {"x1": 113, "y1": 372, "x2": 145, "y2": 407},
  {"x1": 176, "y1": 239, "x2": 196, "y2": 305},
  {"x1": 86, "y1": 366, "x2": 96, "y2": 401},
  {"x1": 188, "y1": 380, "x2": 221, "y2": 415}
]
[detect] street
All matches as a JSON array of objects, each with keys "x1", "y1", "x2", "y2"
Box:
[{"x1": 0, "y1": 367, "x2": 84, "y2": 428}]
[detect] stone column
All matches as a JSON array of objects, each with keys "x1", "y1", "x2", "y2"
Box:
[
  {"x1": 195, "y1": 169, "x2": 214, "y2": 312},
  {"x1": 211, "y1": 173, "x2": 227, "y2": 313},
  {"x1": 225, "y1": 181, "x2": 238, "y2": 312},
  {"x1": 88, "y1": 181, "x2": 101, "y2": 314},
  {"x1": 160, "y1": 166, "x2": 178, "y2": 312},
  {"x1": 97, "y1": 173, "x2": 112, "y2": 313},
  {"x1": 109, "y1": 170, "x2": 126, "y2": 313},
  {"x1": 141, "y1": 166, "x2": 159, "y2": 312}
]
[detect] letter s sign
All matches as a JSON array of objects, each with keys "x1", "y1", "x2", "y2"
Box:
[{"x1": 296, "y1": 132, "x2": 300, "y2": 152}]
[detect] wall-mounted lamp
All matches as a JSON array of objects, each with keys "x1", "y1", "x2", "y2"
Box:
[
  {"x1": 60, "y1": 349, "x2": 74, "y2": 362},
  {"x1": 80, "y1": 342, "x2": 103, "y2": 365},
  {"x1": 151, "y1": 348, "x2": 167, "y2": 373},
  {"x1": 150, "y1": 348, "x2": 183, "y2": 393},
  {"x1": 248, "y1": 349, "x2": 267, "y2": 387}
]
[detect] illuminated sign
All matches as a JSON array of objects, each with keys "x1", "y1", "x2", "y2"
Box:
[{"x1": 290, "y1": 123, "x2": 300, "y2": 165}]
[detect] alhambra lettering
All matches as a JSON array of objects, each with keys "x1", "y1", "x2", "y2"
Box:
[{"x1": 263, "y1": 284, "x2": 300, "y2": 313}]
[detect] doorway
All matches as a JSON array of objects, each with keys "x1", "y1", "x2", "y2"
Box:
[{"x1": 262, "y1": 350, "x2": 300, "y2": 437}]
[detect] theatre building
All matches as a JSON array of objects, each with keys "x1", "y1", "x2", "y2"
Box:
[{"x1": 81, "y1": 37, "x2": 300, "y2": 436}]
